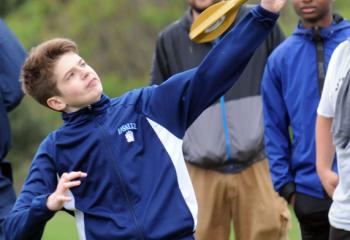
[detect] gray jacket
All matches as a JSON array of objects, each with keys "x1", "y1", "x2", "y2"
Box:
[{"x1": 150, "y1": 6, "x2": 284, "y2": 173}]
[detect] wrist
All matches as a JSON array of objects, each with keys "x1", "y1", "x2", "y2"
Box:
[
  {"x1": 29, "y1": 194, "x2": 56, "y2": 222},
  {"x1": 279, "y1": 182, "x2": 296, "y2": 202},
  {"x1": 260, "y1": 1, "x2": 282, "y2": 14},
  {"x1": 46, "y1": 193, "x2": 59, "y2": 211},
  {"x1": 260, "y1": 5, "x2": 275, "y2": 14},
  {"x1": 319, "y1": 168, "x2": 333, "y2": 180}
]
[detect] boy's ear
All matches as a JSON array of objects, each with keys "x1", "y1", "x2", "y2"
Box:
[{"x1": 47, "y1": 96, "x2": 66, "y2": 111}]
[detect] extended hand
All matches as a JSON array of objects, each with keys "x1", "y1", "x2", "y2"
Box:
[
  {"x1": 261, "y1": 0, "x2": 287, "y2": 13},
  {"x1": 47, "y1": 171, "x2": 87, "y2": 211}
]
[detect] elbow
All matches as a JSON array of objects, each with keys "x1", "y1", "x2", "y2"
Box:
[
  {"x1": 4, "y1": 212, "x2": 25, "y2": 240},
  {"x1": 4, "y1": 216, "x2": 15, "y2": 240}
]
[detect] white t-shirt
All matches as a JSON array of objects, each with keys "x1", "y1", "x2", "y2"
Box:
[
  {"x1": 318, "y1": 39, "x2": 350, "y2": 117},
  {"x1": 317, "y1": 39, "x2": 350, "y2": 231}
]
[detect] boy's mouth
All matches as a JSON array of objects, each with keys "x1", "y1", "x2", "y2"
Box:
[
  {"x1": 87, "y1": 78, "x2": 98, "y2": 88},
  {"x1": 301, "y1": 7, "x2": 316, "y2": 15}
]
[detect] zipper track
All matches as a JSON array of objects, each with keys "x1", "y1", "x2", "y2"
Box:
[{"x1": 95, "y1": 117, "x2": 145, "y2": 239}]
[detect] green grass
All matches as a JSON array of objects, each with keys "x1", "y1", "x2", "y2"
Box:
[
  {"x1": 288, "y1": 207, "x2": 301, "y2": 240},
  {"x1": 42, "y1": 212, "x2": 78, "y2": 240},
  {"x1": 43, "y1": 207, "x2": 300, "y2": 240}
]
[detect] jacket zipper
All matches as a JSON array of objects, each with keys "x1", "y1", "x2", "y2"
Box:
[{"x1": 93, "y1": 113, "x2": 145, "y2": 239}]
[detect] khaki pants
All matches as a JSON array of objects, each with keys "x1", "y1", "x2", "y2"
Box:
[{"x1": 186, "y1": 159, "x2": 290, "y2": 240}]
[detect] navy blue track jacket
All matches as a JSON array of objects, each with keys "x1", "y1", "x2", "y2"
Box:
[{"x1": 5, "y1": 6, "x2": 278, "y2": 240}]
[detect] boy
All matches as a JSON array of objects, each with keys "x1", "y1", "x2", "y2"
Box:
[
  {"x1": 5, "y1": 1, "x2": 285, "y2": 239},
  {"x1": 262, "y1": 0, "x2": 350, "y2": 238},
  {"x1": 316, "y1": 39, "x2": 350, "y2": 239}
]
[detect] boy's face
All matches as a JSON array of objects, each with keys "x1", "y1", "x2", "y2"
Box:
[
  {"x1": 48, "y1": 52, "x2": 103, "y2": 112},
  {"x1": 292, "y1": 0, "x2": 333, "y2": 27}
]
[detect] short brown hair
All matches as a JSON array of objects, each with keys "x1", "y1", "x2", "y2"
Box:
[{"x1": 22, "y1": 38, "x2": 78, "y2": 107}]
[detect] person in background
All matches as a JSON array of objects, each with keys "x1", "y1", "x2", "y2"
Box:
[
  {"x1": 150, "y1": 1, "x2": 289, "y2": 239},
  {"x1": 316, "y1": 38, "x2": 350, "y2": 240},
  {"x1": 262, "y1": 0, "x2": 350, "y2": 239},
  {"x1": 0, "y1": 19, "x2": 26, "y2": 238}
]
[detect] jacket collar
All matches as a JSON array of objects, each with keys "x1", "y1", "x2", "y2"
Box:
[
  {"x1": 61, "y1": 94, "x2": 110, "y2": 124},
  {"x1": 293, "y1": 14, "x2": 350, "y2": 40},
  {"x1": 179, "y1": 8, "x2": 194, "y2": 32}
]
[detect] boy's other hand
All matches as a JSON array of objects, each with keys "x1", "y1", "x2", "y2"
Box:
[
  {"x1": 319, "y1": 170, "x2": 339, "y2": 198},
  {"x1": 47, "y1": 171, "x2": 87, "y2": 211},
  {"x1": 261, "y1": 0, "x2": 287, "y2": 13}
]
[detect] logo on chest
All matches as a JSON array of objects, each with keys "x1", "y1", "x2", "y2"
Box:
[{"x1": 118, "y1": 123, "x2": 137, "y2": 143}]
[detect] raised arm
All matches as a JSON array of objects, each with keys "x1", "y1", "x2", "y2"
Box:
[{"x1": 144, "y1": 3, "x2": 285, "y2": 138}]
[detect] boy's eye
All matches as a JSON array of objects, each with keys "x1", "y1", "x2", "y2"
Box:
[
  {"x1": 67, "y1": 72, "x2": 74, "y2": 80},
  {"x1": 80, "y1": 62, "x2": 86, "y2": 67}
]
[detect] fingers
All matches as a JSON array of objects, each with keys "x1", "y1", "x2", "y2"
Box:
[
  {"x1": 57, "y1": 195, "x2": 72, "y2": 202},
  {"x1": 58, "y1": 171, "x2": 87, "y2": 192},
  {"x1": 61, "y1": 171, "x2": 87, "y2": 182},
  {"x1": 63, "y1": 180, "x2": 82, "y2": 189},
  {"x1": 47, "y1": 171, "x2": 87, "y2": 211}
]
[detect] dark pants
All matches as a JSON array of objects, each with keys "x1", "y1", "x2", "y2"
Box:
[
  {"x1": 329, "y1": 226, "x2": 350, "y2": 240},
  {"x1": 294, "y1": 192, "x2": 332, "y2": 240},
  {"x1": 0, "y1": 161, "x2": 16, "y2": 239}
]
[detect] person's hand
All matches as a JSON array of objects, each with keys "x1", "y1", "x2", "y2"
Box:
[
  {"x1": 47, "y1": 171, "x2": 87, "y2": 211},
  {"x1": 319, "y1": 170, "x2": 339, "y2": 198},
  {"x1": 261, "y1": 0, "x2": 287, "y2": 13}
]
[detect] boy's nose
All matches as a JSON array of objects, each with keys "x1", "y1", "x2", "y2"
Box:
[{"x1": 81, "y1": 70, "x2": 90, "y2": 80}]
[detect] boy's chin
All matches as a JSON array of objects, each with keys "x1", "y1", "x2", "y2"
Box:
[
  {"x1": 93, "y1": 95, "x2": 102, "y2": 103},
  {"x1": 89, "y1": 88, "x2": 103, "y2": 99},
  {"x1": 87, "y1": 93, "x2": 103, "y2": 105}
]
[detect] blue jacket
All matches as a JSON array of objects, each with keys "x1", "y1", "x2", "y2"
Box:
[
  {"x1": 0, "y1": 20, "x2": 26, "y2": 161},
  {"x1": 262, "y1": 17, "x2": 350, "y2": 200},
  {"x1": 5, "y1": 6, "x2": 278, "y2": 240}
]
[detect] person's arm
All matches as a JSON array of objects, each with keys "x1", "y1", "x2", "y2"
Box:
[
  {"x1": 315, "y1": 40, "x2": 346, "y2": 198},
  {"x1": 4, "y1": 136, "x2": 86, "y2": 240},
  {"x1": 143, "y1": 4, "x2": 284, "y2": 138},
  {"x1": 0, "y1": 20, "x2": 26, "y2": 112},
  {"x1": 4, "y1": 137, "x2": 57, "y2": 240},
  {"x1": 316, "y1": 115, "x2": 337, "y2": 197},
  {"x1": 262, "y1": 57, "x2": 294, "y2": 203},
  {"x1": 149, "y1": 33, "x2": 170, "y2": 85}
]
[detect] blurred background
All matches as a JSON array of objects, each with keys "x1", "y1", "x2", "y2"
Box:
[{"x1": 2, "y1": 0, "x2": 350, "y2": 239}]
